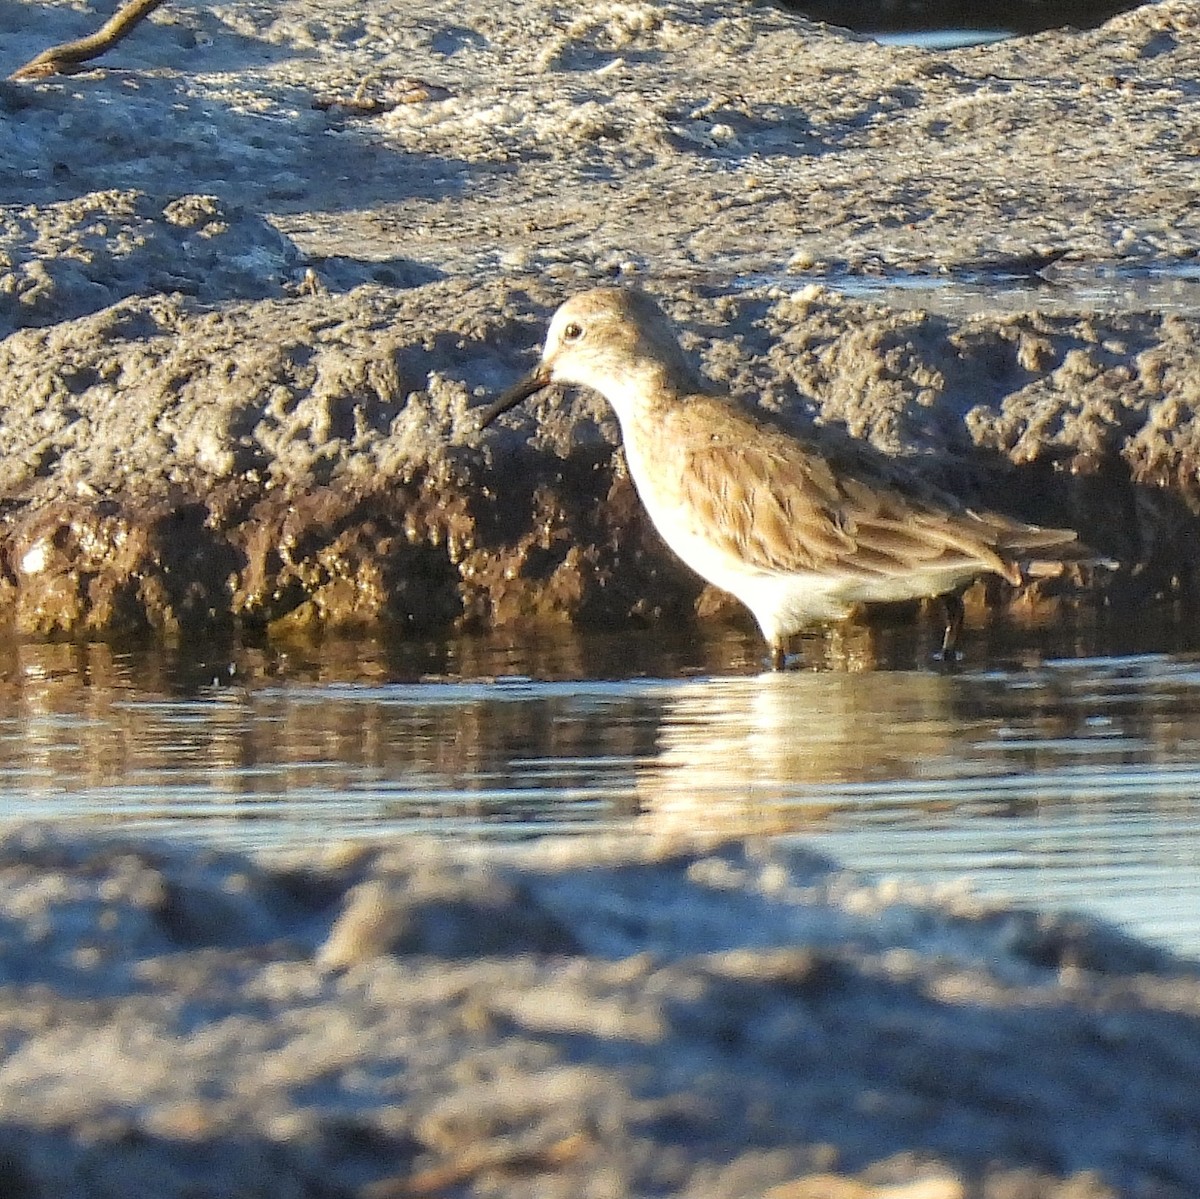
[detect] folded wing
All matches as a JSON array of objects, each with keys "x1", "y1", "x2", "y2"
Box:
[{"x1": 665, "y1": 397, "x2": 1077, "y2": 587}]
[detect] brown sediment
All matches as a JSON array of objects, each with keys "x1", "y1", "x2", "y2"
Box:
[{"x1": 0, "y1": 456, "x2": 702, "y2": 640}]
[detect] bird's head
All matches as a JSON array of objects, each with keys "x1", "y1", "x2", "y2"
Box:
[{"x1": 477, "y1": 287, "x2": 698, "y2": 428}]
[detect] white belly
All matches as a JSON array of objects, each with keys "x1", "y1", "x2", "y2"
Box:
[{"x1": 628, "y1": 474, "x2": 854, "y2": 635}]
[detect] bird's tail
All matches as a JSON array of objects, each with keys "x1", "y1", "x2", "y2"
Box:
[{"x1": 985, "y1": 517, "x2": 1118, "y2": 585}]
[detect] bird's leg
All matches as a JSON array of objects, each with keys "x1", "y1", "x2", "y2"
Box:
[
  {"x1": 769, "y1": 638, "x2": 788, "y2": 671},
  {"x1": 938, "y1": 592, "x2": 965, "y2": 662}
]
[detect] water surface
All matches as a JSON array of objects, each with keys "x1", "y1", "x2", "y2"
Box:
[
  {"x1": 2, "y1": 614, "x2": 1200, "y2": 950},
  {"x1": 2, "y1": 615, "x2": 1199, "y2": 956}
]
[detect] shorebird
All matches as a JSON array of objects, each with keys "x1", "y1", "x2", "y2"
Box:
[{"x1": 478, "y1": 287, "x2": 1085, "y2": 668}]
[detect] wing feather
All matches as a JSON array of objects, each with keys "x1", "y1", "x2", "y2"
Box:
[{"x1": 654, "y1": 396, "x2": 1074, "y2": 586}]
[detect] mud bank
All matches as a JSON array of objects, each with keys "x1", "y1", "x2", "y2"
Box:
[
  {"x1": 1, "y1": 0, "x2": 1199, "y2": 638},
  {"x1": 0, "y1": 824, "x2": 1194, "y2": 1198}
]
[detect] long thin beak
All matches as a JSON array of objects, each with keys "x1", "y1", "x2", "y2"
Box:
[{"x1": 476, "y1": 366, "x2": 552, "y2": 429}]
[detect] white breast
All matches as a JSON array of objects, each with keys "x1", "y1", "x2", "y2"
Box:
[{"x1": 623, "y1": 434, "x2": 858, "y2": 640}]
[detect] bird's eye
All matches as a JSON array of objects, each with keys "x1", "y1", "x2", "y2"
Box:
[{"x1": 562, "y1": 321, "x2": 584, "y2": 342}]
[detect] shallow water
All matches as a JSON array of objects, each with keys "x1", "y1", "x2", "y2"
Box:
[
  {"x1": 870, "y1": 29, "x2": 1012, "y2": 48},
  {"x1": 803, "y1": 260, "x2": 1200, "y2": 319},
  {"x1": 3, "y1": 614, "x2": 1200, "y2": 955}
]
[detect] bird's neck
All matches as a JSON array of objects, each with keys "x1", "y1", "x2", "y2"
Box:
[{"x1": 594, "y1": 359, "x2": 692, "y2": 430}]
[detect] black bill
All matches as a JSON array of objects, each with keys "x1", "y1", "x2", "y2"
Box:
[{"x1": 476, "y1": 367, "x2": 552, "y2": 429}]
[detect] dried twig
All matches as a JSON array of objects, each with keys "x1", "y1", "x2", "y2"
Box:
[
  {"x1": 9, "y1": 0, "x2": 167, "y2": 81},
  {"x1": 364, "y1": 1132, "x2": 592, "y2": 1198}
]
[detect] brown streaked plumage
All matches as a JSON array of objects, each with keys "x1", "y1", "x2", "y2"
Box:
[{"x1": 479, "y1": 286, "x2": 1087, "y2": 668}]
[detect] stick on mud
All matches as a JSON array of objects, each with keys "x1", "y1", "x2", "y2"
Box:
[{"x1": 9, "y1": 0, "x2": 168, "y2": 81}]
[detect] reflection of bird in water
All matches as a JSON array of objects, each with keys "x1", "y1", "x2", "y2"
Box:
[
  {"x1": 480, "y1": 286, "x2": 1090, "y2": 667},
  {"x1": 635, "y1": 669, "x2": 959, "y2": 837}
]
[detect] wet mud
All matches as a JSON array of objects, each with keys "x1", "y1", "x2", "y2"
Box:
[
  {"x1": 3, "y1": 0, "x2": 1200, "y2": 638},
  {"x1": 0, "y1": 824, "x2": 1195, "y2": 1199}
]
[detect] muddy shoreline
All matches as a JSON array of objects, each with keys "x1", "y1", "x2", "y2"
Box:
[
  {"x1": 0, "y1": 265, "x2": 1184, "y2": 640},
  {"x1": 1, "y1": 0, "x2": 1199, "y2": 641},
  {"x1": 0, "y1": 823, "x2": 1194, "y2": 1199},
  {"x1": 3, "y1": 6, "x2": 1200, "y2": 1194}
]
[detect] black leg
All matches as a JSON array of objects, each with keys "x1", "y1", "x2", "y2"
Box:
[{"x1": 939, "y1": 592, "x2": 965, "y2": 661}]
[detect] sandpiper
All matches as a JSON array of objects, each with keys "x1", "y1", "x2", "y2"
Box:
[{"x1": 478, "y1": 287, "x2": 1085, "y2": 668}]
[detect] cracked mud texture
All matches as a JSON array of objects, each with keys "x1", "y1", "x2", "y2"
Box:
[{"x1": 0, "y1": 0, "x2": 1199, "y2": 638}]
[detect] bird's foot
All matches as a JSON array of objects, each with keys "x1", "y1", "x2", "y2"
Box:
[{"x1": 938, "y1": 593, "x2": 965, "y2": 664}]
